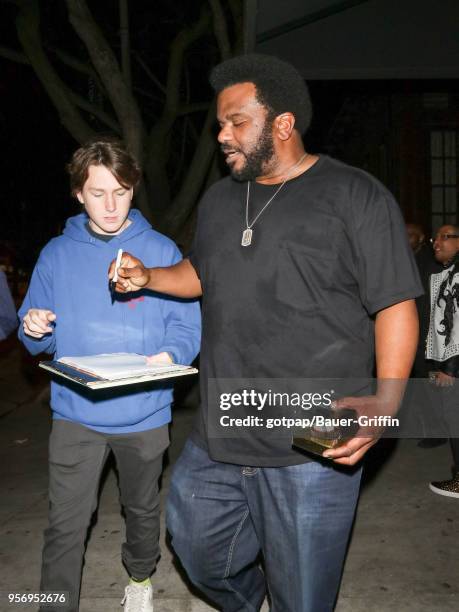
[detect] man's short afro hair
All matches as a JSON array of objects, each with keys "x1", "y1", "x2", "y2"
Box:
[{"x1": 209, "y1": 53, "x2": 312, "y2": 135}]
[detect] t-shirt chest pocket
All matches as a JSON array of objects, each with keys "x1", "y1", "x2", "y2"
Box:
[{"x1": 275, "y1": 241, "x2": 338, "y2": 312}]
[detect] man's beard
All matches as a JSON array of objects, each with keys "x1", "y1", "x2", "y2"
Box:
[{"x1": 225, "y1": 121, "x2": 275, "y2": 182}]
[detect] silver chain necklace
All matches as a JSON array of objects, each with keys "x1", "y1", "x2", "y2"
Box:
[{"x1": 241, "y1": 152, "x2": 308, "y2": 247}]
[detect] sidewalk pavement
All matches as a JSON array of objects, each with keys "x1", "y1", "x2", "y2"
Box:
[{"x1": 0, "y1": 343, "x2": 458, "y2": 611}]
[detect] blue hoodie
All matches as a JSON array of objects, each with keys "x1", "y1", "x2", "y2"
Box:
[{"x1": 18, "y1": 209, "x2": 201, "y2": 433}]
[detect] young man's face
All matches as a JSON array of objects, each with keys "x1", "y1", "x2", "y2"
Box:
[
  {"x1": 77, "y1": 164, "x2": 133, "y2": 235},
  {"x1": 217, "y1": 81, "x2": 275, "y2": 181}
]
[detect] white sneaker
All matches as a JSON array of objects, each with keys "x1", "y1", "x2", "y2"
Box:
[{"x1": 121, "y1": 581, "x2": 153, "y2": 612}]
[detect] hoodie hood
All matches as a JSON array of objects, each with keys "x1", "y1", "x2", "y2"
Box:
[{"x1": 63, "y1": 208, "x2": 152, "y2": 245}]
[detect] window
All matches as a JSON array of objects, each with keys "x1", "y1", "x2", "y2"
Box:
[{"x1": 430, "y1": 130, "x2": 458, "y2": 231}]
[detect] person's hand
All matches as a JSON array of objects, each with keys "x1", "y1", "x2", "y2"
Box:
[
  {"x1": 323, "y1": 435, "x2": 378, "y2": 466},
  {"x1": 23, "y1": 309, "x2": 56, "y2": 338},
  {"x1": 146, "y1": 352, "x2": 173, "y2": 365},
  {"x1": 322, "y1": 394, "x2": 393, "y2": 465},
  {"x1": 108, "y1": 252, "x2": 150, "y2": 293},
  {"x1": 433, "y1": 371, "x2": 455, "y2": 387}
]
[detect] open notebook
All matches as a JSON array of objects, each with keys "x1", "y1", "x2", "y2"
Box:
[{"x1": 39, "y1": 352, "x2": 198, "y2": 389}]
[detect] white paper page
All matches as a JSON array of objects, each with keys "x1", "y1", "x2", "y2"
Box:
[{"x1": 58, "y1": 353, "x2": 186, "y2": 380}]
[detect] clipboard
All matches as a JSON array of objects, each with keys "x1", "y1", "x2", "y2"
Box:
[{"x1": 39, "y1": 359, "x2": 198, "y2": 390}]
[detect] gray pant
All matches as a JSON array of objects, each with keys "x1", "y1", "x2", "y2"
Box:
[{"x1": 39, "y1": 419, "x2": 169, "y2": 611}]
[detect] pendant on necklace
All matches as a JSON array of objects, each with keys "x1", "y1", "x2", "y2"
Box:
[{"x1": 241, "y1": 228, "x2": 253, "y2": 247}]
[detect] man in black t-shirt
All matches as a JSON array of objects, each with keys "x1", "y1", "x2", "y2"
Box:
[{"x1": 112, "y1": 55, "x2": 421, "y2": 612}]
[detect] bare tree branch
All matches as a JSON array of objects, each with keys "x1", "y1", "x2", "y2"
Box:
[
  {"x1": 65, "y1": 0, "x2": 144, "y2": 161},
  {"x1": 162, "y1": 1, "x2": 243, "y2": 238},
  {"x1": 47, "y1": 47, "x2": 93, "y2": 77},
  {"x1": 132, "y1": 51, "x2": 167, "y2": 96},
  {"x1": 163, "y1": 8, "x2": 211, "y2": 121},
  {"x1": 228, "y1": 0, "x2": 243, "y2": 27},
  {"x1": 172, "y1": 116, "x2": 189, "y2": 184},
  {"x1": 16, "y1": 0, "x2": 94, "y2": 143},
  {"x1": 163, "y1": 101, "x2": 217, "y2": 234},
  {"x1": 0, "y1": 45, "x2": 29, "y2": 64},
  {"x1": 133, "y1": 85, "x2": 164, "y2": 104},
  {"x1": 147, "y1": 9, "x2": 211, "y2": 147},
  {"x1": 44, "y1": 46, "x2": 107, "y2": 98},
  {"x1": 4, "y1": 0, "x2": 243, "y2": 239},
  {"x1": 119, "y1": 0, "x2": 132, "y2": 90},
  {"x1": 47, "y1": 46, "x2": 100, "y2": 82},
  {"x1": 209, "y1": 0, "x2": 231, "y2": 60},
  {"x1": 1, "y1": 37, "x2": 116, "y2": 134},
  {"x1": 145, "y1": 8, "x2": 211, "y2": 211},
  {"x1": 158, "y1": 2, "x2": 244, "y2": 235},
  {"x1": 65, "y1": 88, "x2": 121, "y2": 133}
]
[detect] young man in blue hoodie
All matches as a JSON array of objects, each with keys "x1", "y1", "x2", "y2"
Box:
[{"x1": 18, "y1": 138, "x2": 201, "y2": 612}]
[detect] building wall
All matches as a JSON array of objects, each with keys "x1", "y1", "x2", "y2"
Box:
[{"x1": 329, "y1": 89, "x2": 459, "y2": 236}]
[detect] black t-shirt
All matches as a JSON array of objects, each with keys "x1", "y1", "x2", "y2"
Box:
[
  {"x1": 85, "y1": 222, "x2": 115, "y2": 242},
  {"x1": 189, "y1": 155, "x2": 423, "y2": 466}
]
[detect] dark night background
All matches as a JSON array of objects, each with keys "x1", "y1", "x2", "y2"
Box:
[
  {"x1": 0, "y1": 0, "x2": 222, "y2": 271},
  {"x1": 0, "y1": 4, "x2": 458, "y2": 605}
]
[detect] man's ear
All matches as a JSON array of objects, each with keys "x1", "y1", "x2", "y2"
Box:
[
  {"x1": 76, "y1": 192, "x2": 84, "y2": 204},
  {"x1": 275, "y1": 112, "x2": 296, "y2": 141}
]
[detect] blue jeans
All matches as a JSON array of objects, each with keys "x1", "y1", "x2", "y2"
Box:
[{"x1": 166, "y1": 439, "x2": 362, "y2": 612}]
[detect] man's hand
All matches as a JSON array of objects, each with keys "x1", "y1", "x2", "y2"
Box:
[
  {"x1": 108, "y1": 253, "x2": 203, "y2": 298},
  {"x1": 433, "y1": 371, "x2": 455, "y2": 387},
  {"x1": 23, "y1": 309, "x2": 56, "y2": 338},
  {"x1": 323, "y1": 299, "x2": 418, "y2": 466},
  {"x1": 108, "y1": 252, "x2": 150, "y2": 293},
  {"x1": 323, "y1": 436, "x2": 378, "y2": 466},
  {"x1": 322, "y1": 395, "x2": 388, "y2": 465}
]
